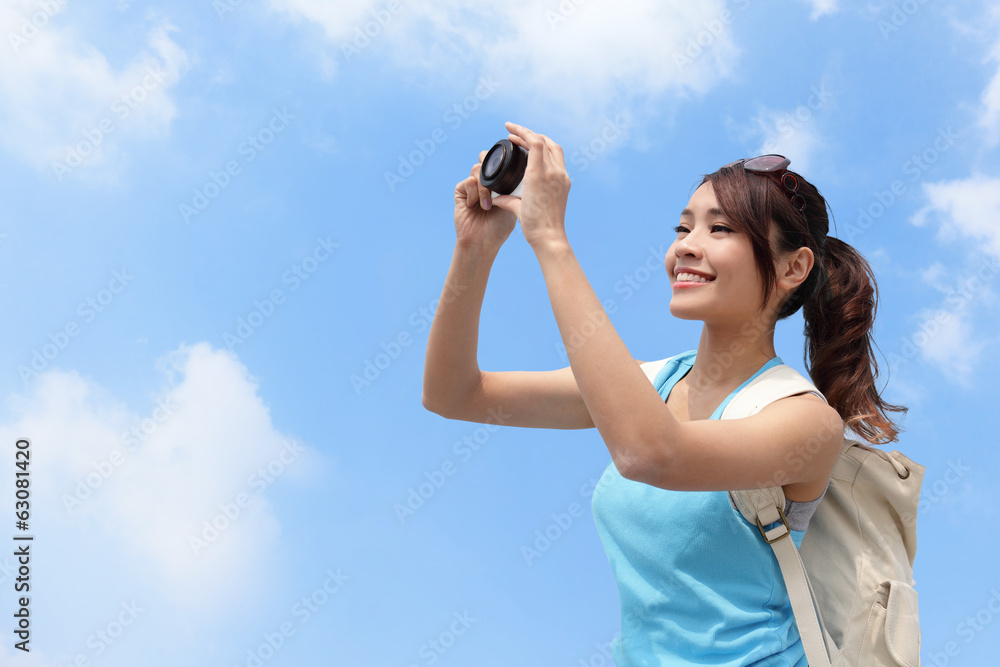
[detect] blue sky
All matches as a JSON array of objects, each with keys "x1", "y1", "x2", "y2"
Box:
[{"x1": 0, "y1": 0, "x2": 998, "y2": 664}]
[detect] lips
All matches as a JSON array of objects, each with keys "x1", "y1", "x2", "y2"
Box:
[{"x1": 674, "y1": 268, "x2": 716, "y2": 283}]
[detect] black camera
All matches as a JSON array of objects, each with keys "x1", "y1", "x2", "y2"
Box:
[{"x1": 479, "y1": 138, "x2": 527, "y2": 198}]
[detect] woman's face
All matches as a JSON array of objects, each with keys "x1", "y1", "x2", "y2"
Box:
[{"x1": 665, "y1": 181, "x2": 771, "y2": 326}]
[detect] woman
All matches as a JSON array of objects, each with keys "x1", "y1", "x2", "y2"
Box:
[{"x1": 421, "y1": 122, "x2": 905, "y2": 664}]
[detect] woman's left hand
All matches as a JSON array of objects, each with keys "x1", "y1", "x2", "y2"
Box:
[{"x1": 490, "y1": 122, "x2": 571, "y2": 250}]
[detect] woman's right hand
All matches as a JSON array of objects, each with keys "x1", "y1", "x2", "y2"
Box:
[{"x1": 453, "y1": 150, "x2": 517, "y2": 252}]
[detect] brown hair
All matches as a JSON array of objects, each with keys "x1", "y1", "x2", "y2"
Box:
[{"x1": 699, "y1": 165, "x2": 906, "y2": 444}]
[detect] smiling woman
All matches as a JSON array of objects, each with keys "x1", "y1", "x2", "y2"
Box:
[{"x1": 420, "y1": 124, "x2": 907, "y2": 665}]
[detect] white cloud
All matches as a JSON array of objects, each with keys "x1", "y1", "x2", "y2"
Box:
[
  {"x1": 911, "y1": 175, "x2": 1000, "y2": 259},
  {"x1": 910, "y1": 306, "x2": 985, "y2": 387},
  {"x1": 907, "y1": 179, "x2": 1000, "y2": 384},
  {"x1": 0, "y1": 641, "x2": 58, "y2": 667},
  {"x1": 754, "y1": 109, "x2": 822, "y2": 174},
  {"x1": 800, "y1": 0, "x2": 838, "y2": 20},
  {"x1": 0, "y1": 1, "x2": 190, "y2": 178},
  {"x1": 730, "y1": 81, "x2": 835, "y2": 173},
  {"x1": 0, "y1": 343, "x2": 324, "y2": 610},
  {"x1": 920, "y1": 261, "x2": 947, "y2": 287},
  {"x1": 980, "y1": 33, "x2": 1000, "y2": 145},
  {"x1": 268, "y1": 0, "x2": 740, "y2": 137}
]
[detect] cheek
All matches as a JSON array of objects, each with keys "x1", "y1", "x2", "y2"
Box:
[{"x1": 664, "y1": 243, "x2": 677, "y2": 273}]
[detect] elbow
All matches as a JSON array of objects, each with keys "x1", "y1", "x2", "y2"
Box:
[
  {"x1": 617, "y1": 458, "x2": 654, "y2": 485},
  {"x1": 420, "y1": 375, "x2": 448, "y2": 416},
  {"x1": 615, "y1": 440, "x2": 673, "y2": 488},
  {"x1": 422, "y1": 372, "x2": 481, "y2": 420},
  {"x1": 421, "y1": 392, "x2": 449, "y2": 417},
  {"x1": 615, "y1": 459, "x2": 640, "y2": 482},
  {"x1": 421, "y1": 391, "x2": 464, "y2": 420}
]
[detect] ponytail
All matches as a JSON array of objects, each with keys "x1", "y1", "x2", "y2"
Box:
[{"x1": 801, "y1": 236, "x2": 907, "y2": 444}]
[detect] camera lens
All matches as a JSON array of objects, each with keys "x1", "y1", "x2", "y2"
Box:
[
  {"x1": 483, "y1": 145, "x2": 504, "y2": 179},
  {"x1": 479, "y1": 139, "x2": 528, "y2": 196}
]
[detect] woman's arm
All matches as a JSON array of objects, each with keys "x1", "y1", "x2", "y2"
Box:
[
  {"x1": 419, "y1": 241, "x2": 495, "y2": 415},
  {"x1": 420, "y1": 155, "x2": 516, "y2": 417},
  {"x1": 496, "y1": 122, "x2": 842, "y2": 491},
  {"x1": 421, "y1": 159, "x2": 603, "y2": 430},
  {"x1": 420, "y1": 241, "x2": 608, "y2": 430}
]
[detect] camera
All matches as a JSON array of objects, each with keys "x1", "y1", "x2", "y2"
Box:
[{"x1": 479, "y1": 138, "x2": 528, "y2": 199}]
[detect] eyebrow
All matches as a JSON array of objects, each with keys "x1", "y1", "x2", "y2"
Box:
[{"x1": 679, "y1": 207, "x2": 728, "y2": 218}]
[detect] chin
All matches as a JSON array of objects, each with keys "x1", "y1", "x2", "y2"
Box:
[{"x1": 668, "y1": 302, "x2": 705, "y2": 321}]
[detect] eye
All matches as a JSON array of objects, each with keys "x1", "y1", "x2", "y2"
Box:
[{"x1": 673, "y1": 224, "x2": 733, "y2": 234}]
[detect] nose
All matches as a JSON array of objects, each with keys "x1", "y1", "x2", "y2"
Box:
[
  {"x1": 673, "y1": 230, "x2": 704, "y2": 260},
  {"x1": 667, "y1": 231, "x2": 704, "y2": 278}
]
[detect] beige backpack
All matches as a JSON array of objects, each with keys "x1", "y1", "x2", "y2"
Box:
[{"x1": 722, "y1": 363, "x2": 925, "y2": 666}]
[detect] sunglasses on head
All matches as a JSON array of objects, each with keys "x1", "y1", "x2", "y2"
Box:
[{"x1": 723, "y1": 154, "x2": 806, "y2": 216}]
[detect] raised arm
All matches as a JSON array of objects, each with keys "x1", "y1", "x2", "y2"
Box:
[
  {"x1": 421, "y1": 155, "x2": 611, "y2": 429},
  {"x1": 420, "y1": 239, "x2": 615, "y2": 429}
]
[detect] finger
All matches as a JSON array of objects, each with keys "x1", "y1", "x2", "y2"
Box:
[
  {"x1": 456, "y1": 175, "x2": 469, "y2": 207},
  {"x1": 526, "y1": 132, "x2": 562, "y2": 171},
  {"x1": 542, "y1": 135, "x2": 565, "y2": 170},
  {"x1": 506, "y1": 121, "x2": 550, "y2": 151},
  {"x1": 456, "y1": 176, "x2": 471, "y2": 205},
  {"x1": 464, "y1": 174, "x2": 481, "y2": 209},
  {"x1": 470, "y1": 160, "x2": 490, "y2": 200},
  {"x1": 479, "y1": 185, "x2": 494, "y2": 210},
  {"x1": 509, "y1": 122, "x2": 565, "y2": 174},
  {"x1": 506, "y1": 123, "x2": 548, "y2": 176},
  {"x1": 506, "y1": 130, "x2": 527, "y2": 149},
  {"x1": 505, "y1": 121, "x2": 536, "y2": 151},
  {"x1": 490, "y1": 194, "x2": 520, "y2": 219},
  {"x1": 463, "y1": 169, "x2": 494, "y2": 210},
  {"x1": 471, "y1": 162, "x2": 494, "y2": 209}
]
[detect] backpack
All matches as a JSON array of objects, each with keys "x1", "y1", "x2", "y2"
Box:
[{"x1": 721, "y1": 363, "x2": 925, "y2": 666}]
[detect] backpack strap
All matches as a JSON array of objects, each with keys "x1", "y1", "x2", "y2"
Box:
[
  {"x1": 722, "y1": 364, "x2": 835, "y2": 666},
  {"x1": 749, "y1": 506, "x2": 835, "y2": 666}
]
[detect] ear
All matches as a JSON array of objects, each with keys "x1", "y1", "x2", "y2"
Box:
[{"x1": 777, "y1": 246, "x2": 814, "y2": 292}]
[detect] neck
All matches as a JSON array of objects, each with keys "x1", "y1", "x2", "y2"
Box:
[{"x1": 685, "y1": 318, "x2": 778, "y2": 394}]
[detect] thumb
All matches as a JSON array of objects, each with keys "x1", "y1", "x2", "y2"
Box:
[{"x1": 490, "y1": 194, "x2": 521, "y2": 219}]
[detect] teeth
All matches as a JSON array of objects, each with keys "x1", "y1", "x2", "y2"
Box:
[{"x1": 677, "y1": 272, "x2": 712, "y2": 283}]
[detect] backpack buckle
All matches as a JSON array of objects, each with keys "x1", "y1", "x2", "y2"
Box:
[{"x1": 756, "y1": 507, "x2": 790, "y2": 543}]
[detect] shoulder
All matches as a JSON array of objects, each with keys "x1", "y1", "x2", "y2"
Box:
[
  {"x1": 642, "y1": 382, "x2": 844, "y2": 492},
  {"x1": 761, "y1": 391, "x2": 843, "y2": 498},
  {"x1": 762, "y1": 390, "x2": 844, "y2": 472},
  {"x1": 759, "y1": 390, "x2": 843, "y2": 437}
]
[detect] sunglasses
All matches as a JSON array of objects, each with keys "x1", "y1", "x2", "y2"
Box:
[{"x1": 723, "y1": 154, "x2": 806, "y2": 215}]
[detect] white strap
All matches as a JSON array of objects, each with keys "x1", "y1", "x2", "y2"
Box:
[
  {"x1": 723, "y1": 364, "x2": 835, "y2": 663},
  {"x1": 769, "y1": 526, "x2": 833, "y2": 665},
  {"x1": 720, "y1": 365, "x2": 829, "y2": 420},
  {"x1": 731, "y1": 487, "x2": 833, "y2": 664}
]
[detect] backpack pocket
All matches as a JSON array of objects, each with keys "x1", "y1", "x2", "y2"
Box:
[{"x1": 858, "y1": 579, "x2": 920, "y2": 667}]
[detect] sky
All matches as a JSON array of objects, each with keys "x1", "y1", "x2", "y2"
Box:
[{"x1": 0, "y1": 0, "x2": 998, "y2": 665}]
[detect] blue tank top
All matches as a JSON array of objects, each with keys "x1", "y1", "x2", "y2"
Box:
[{"x1": 591, "y1": 350, "x2": 809, "y2": 666}]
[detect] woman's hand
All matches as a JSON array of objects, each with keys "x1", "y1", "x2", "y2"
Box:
[
  {"x1": 453, "y1": 150, "x2": 517, "y2": 253},
  {"x1": 490, "y1": 122, "x2": 571, "y2": 250}
]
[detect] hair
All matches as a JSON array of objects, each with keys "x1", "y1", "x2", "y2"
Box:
[{"x1": 698, "y1": 164, "x2": 906, "y2": 444}]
